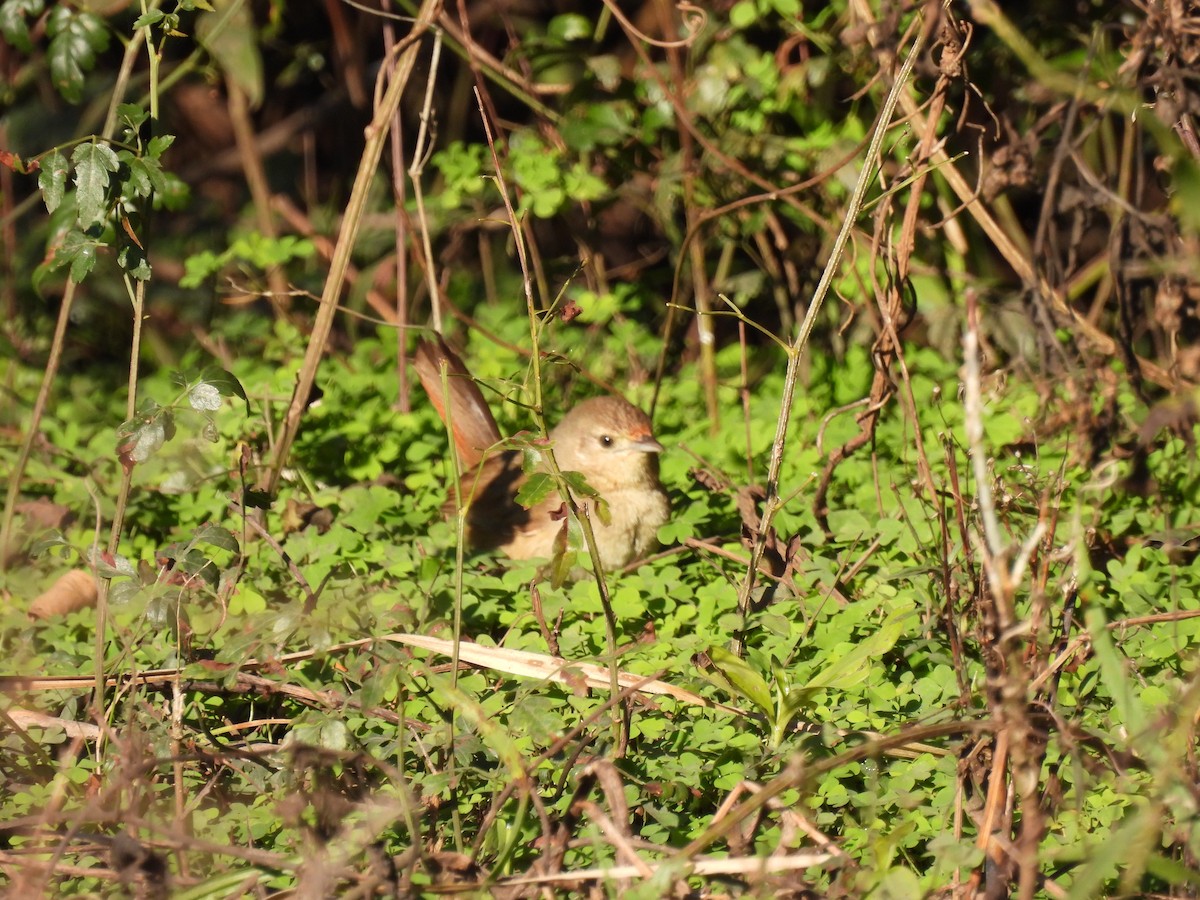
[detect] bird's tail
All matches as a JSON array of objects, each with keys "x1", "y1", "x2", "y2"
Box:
[{"x1": 413, "y1": 336, "x2": 503, "y2": 470}]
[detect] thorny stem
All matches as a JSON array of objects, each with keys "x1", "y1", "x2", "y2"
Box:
[{"x1": 473, "y1": 88, "x2": 625, "y2": 750}]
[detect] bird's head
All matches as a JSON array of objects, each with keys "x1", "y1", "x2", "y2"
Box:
[{"x1": 549, "y1": 396, "x2": 664, "y2": 491}]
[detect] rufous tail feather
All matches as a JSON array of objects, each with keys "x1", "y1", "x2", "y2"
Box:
[{"x1": 413, "y1": 336, "x2": 503, "y2": 470}]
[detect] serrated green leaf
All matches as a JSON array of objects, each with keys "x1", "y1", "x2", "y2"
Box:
[
  {"x1": 49, "y1": 230, "x2": 101, "y2": 283},
  {"x1": 70, "y1": 142, "x2": 119, "y2": 229},
  {"x1": 516, "y1": 472, "x2": 556, "y2": 508},
  {"x1": 46, "y1": 4, "x2": 107, "y2": 49},
  {"x1": 0, "y1": 0, "x2": 43, "y2": 54},
  {"x1": 117, "y1": 244, "x2": 151, "y2": 280},
  {"x1": 132, "y1": 9, "x2": 165, "y2": 28},
  {"x1": 116, "y1": 102, "x2": 148, "y2": 140},
  {"x1": 46, "y1": 7, "x2": 110, "y2": 104},
  {"x1": 48, "y1": 46, "x2": 85, "y2": 103},
  {"x1": 120, "y1": 154, "x2": 163, "y2": 198},
  {"x1": 146, "y1": 134, "x2": 175, "y2": 159},
  {"x1": 38, "y1": 149, "x2": 68, "y2": 214},
  {"x1": 560, "y1": 469, "x2": 600, "y2": 501}
]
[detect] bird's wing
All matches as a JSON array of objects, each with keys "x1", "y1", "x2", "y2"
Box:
[{"x1": 448, "y1": 451, "x2": 565, "y2": 559}]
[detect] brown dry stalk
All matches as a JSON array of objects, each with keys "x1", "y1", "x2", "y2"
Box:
[{"x1": 264, "y1": 0, "x2": 442, "y2": 495}]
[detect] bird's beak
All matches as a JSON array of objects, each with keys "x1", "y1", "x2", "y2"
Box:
[{"x1": 629, "y1": 434, "x2": 664, "y2": 454}]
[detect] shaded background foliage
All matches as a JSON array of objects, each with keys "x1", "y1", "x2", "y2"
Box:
[{"x1": 4, "y1": 0, "x2": 1195, "y2": 388}]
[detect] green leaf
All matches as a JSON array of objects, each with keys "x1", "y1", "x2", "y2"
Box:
[
  {"x1": 804, "y1": 606, "x2": 911, "y2": 691},
  {"x1": 561, "y1": 102, "x2": 633, "y2": 151},
  {"x1": 700, "y1": 646, "x2": 773, "y2": 718},
  {"x1": 29, "y1": 532, "x2": 71, "y2": 557},
  {"x1": 180, "y1": 250, "x2": 223, "y2": 288},
  {"x1": 515, "y1": 472, "x2": 556, "y2": 508},
  {"x1": 46, "y1": 7, "x2": 110, "y2": 103},
  {"x1": 729, "y1": 1, "x2": 757, "y2": 29},
  {"x1": 188, "y1": 383, "x2": 222, "y2": 412},
  {"x1": 130, "y1": 419, "x2": 167, "y2": 462},
  {"x1": 110, "y1": 580, "x2": 142, "y2": 607},
  {"x1": 548, "y1": 13, "x2": 590, "y2": 41},
  {"x1": 146, "y1": 134, "x2": 176, "y2": 159},
  {"x1": 556, "y1": 470, "x2": 610, "y2": 524},
  {"x1": 37, "y1": 150, "x2": 68, "y2": 214},
  {"x1": 230, "y1": 587, "x2": 267, "y2": 615},
  {"x1": 117, "y1": 401, "x2": 176, "y2": 464},
  {"x1": 230, "y1": 232, "x2": 314, "y2": 267},
  {"x1": 116, "y1": 244, "x2": 151, "y2": 281},
  {"x1": 1086, "y1": 607, "x2": 1148, "y2": 736},
  {"x1": 132, "y1": 9, "x2": 165, "y2": 29},
  {"x1": 116, "y1": 103, "x2": 148, "y2": 139},
  {"x1": 88, "y1": 548, "x2": 137, "y2": 580},
  {"x1": 70, "y1": 141, "x2": 119, "y2": 229},
  {"x1": 50, "y1": 230, "x2": 101, "y2": 283},
  {"x1": 121, "y1": 155, "x2": 168, "y2": 198},
  {"x1": 549, "y1": 543, "x2": 575, "y2": 588},
  {"x1": 0, "y1": 0, "x2": 44, "y2": 53},
  {"x1": 198, "y1": 366, "x2": 250, "y2": 412},
  {"x1": 529, "y1": 186, "x2": 565, "y2": 218},
  {"x1": 156, "y1": 544, "x2": 221, "y2": 590},
  {"x1": 563, "y1": 166, "x2": 607, "y2": 201},
  {"x1": 560, "y1": 469, "x2": 600, "y2": 501},
  {"x1": 153, "y1": 171, "x2": 190, "y2": 211}
]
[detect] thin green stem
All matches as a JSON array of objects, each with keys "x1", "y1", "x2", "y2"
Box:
[
  {"x1": 473, "y1": 87, "x2": 625, "y2": 750},
  {"x1": 731, "y1": 20, "x2": 927, "y2": 656}
]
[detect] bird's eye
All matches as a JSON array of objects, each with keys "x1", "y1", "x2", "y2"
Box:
[{"x1": 599, "y1": 434, "x2": 614, "y2": 447}]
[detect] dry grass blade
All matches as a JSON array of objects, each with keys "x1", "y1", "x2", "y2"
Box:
[
  {"x1": 389, "y1": 633, "x2": 742, "y2": 713},
  {"x1": 494, "y1": 851, "x2": 834, "y2": 887}
]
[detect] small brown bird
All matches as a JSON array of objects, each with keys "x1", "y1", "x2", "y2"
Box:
[{"x1": 413, "y1": 337, "x2": 670, "y2": 570}]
